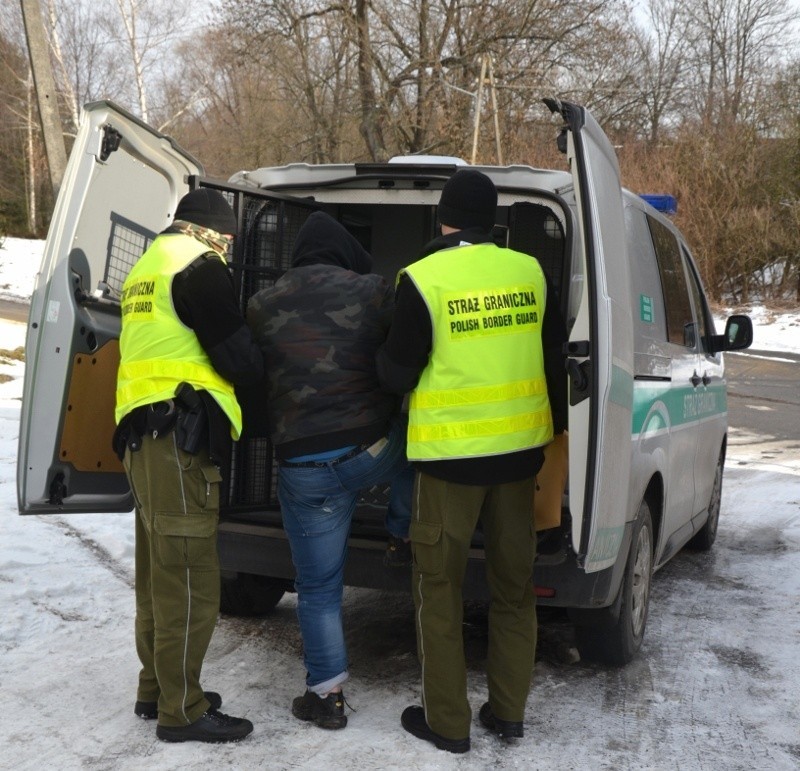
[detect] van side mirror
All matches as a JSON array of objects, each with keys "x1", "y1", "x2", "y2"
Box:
[{"x1": 710, "y1": 314, "x2": 753, "y2": 353}]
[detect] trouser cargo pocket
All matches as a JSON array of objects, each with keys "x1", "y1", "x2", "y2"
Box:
[
  {"x1": 410, "y1": 520, "x2": 442, "y2": 575},
  {"x1": 175, "y1": 453, "x2": 223, "y2": 511},
  {"x1": 154, "y1": 511, "x2": 218, "y2": 569}
]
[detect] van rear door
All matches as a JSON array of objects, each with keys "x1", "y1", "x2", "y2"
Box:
[
  {"x1": 544, "y1": 99, "x2": 634, "y2": 572},
  {"x1": 17, "y1": 101, "x2": 202, "y2": 514}
]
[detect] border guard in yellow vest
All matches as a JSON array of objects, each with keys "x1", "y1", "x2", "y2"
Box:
[
  {"x1": 113, "y1": 188, "x2": 263, "y2": 743},
  {"x1": 377, "y1": 170, "x2": 568, "y2": 753}
]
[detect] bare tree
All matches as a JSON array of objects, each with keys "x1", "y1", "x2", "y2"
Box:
[
  {"x1": 41, "y1": 0, "x2": 196, "y2": 130},
  {"x1": 164, "y1": 29, "x2": 311, "y2": 174},
  {"x1": 108, "y1": 0, "x2": 193, "y2": 126},
  {"x1": 114, "y1": 0, "x2": 148, "y2": 121},
  {"x1": 4, "y1": 0, "x2": 798, "y2": 303},
  {"x1": 217, "y1": 0, "x2": 624, "y2": 161},
  {"x1": 630, "y1": 0, "x2": 689, "y2": 143},
  {"x1": 1, "y1": 3, "x2": 51, "y2": 234},
  {"x1": 763, "y1": 58, "x2": 800, "y2": 302},
  {"x1": 353, "y1": 0, "x2": 385, "y2": 159},
  {"x1": 212, "y1": 0, "x2": 368, "y2": 161},
  {"x1": 677, "y1": 0, "x2": 794, "y2": 129},
  {"x1": 44, "y1": 0, "x2": 78, "y2": 130}
]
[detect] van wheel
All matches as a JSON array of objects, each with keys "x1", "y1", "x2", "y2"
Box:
[
  {"x1": 573, "y1": 501, "x2": 653, "y2": 666},
  {"x1": 687, "y1": 449, "x2": 724, "y2": 551},
  {"x1": 220, "y1": 573, "x2": 286, "y2": 617}
]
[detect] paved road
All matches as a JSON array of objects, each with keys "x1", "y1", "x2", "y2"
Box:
[
  {"x1": 725, "y1": 349, "x2": 800, "y2": 443},
  {"x1": 0, "y1": 298, "x2": 29, "y2": 324}
]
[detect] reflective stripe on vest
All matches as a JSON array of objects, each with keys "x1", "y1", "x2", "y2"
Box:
[
  {"x1": 402, "y1": 242, "x2": 553, "y2": 461},
  {"x1": 115, "y1": 233, "x2": 243, "y2": 439}
]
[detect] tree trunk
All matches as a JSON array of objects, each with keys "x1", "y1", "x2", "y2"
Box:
[
  {"x1": 20, "y1": 0, "x2": 68, "y2": 200},
  {"x1": 355, "y1": 0, "x2": 385, "y2": 161},
  {"x1": 26, "y1": 73, "x2": 37, "y2": 234},
  {"x1": 117, "y1": 0, "x2": 148, "y2": 123}
]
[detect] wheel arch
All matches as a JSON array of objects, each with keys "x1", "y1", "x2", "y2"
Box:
[{"x1": 641, "y1": 472, "x2": 664, "y2": 563}]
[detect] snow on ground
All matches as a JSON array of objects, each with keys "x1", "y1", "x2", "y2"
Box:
[
  {"x1": 1, "y1": 238, "x2": 799, "y2": 770},
  {"x1": 0, "y1": 237, "x2": 41, "y2": 304},
  {"x1": 715, "y1": 304, "x2": 800, "y2": 356}
]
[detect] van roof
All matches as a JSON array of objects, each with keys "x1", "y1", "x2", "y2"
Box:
[{"x1": 228, "y1": 161, "x2": 574, "y2": 197}]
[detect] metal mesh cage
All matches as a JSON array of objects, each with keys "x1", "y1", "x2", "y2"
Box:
[
  {"x1": 508, "y1": 202, "x2": 566, "y2": 296},
  {"x1": 234, "y1": 195, "x2": 312, "y2": 306},
  {"x1": 221, "y1": 188, "x2": 317, "y2": 513},
  {"x1": 104, "y1": 213, "x2": 156, "y2": 296},
  {"x1": 228, "y1": 436, "x2": 279, "y2": 508}
]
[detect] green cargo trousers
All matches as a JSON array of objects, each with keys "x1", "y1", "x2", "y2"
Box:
[
  {"x1": 410, "y1": 472, "x2": 537, "y2": 740},
  {"x1": 123, "y1": 431, "x2": 223, "y2": 727}
]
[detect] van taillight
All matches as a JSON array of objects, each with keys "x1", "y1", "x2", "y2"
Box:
[{"x1": 534, "y1": 586, "x2": 556, "y2": 598}]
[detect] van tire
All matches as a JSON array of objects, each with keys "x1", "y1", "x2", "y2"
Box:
[
  {"x1": 220, "y1": 572, "x2": 286, "y2": 616},
  {"x1": 687, "y1": 449, "x2": 724, "y2": 551},
  {"x1": 573, "y1": 501, "x2": 653, "y2": 666}
]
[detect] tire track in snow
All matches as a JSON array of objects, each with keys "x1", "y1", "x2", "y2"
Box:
[{"x1": 38, "y1": 515, "x2": 134, "y2": 589}]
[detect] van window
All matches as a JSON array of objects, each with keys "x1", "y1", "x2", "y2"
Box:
[
  {"x1": 648, "y1": 216, "x2": 694, "y2": 347},
  {"x1": 625, "y1": 205, "x2": 668, "y2": 356},
  {"x1": 682, "y1": 246, "x2": 716, "y2": 354}
]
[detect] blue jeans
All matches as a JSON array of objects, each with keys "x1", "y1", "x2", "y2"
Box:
[{"x1": 278, "y1": 417, "x2": 413, "y2": 693}]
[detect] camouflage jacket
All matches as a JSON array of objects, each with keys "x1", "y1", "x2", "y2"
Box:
[{"x1": 246, "y1": 263, "x2": 399, "y2": 459}]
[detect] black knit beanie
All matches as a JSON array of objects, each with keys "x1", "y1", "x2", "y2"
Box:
[
  {"x1": 174, "y1": 188, "x2": 238, "y2": 235},
  {"x1": 437, "y1": 169, "x2": 497, "y2": 234}
]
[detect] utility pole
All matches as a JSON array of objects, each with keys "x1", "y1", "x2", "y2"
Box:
[
  {"x1": 20, "y1": 0, "x2": 67, "y2": 200},
  {"x1": 470, "y1": 54, "x2": 503, "y2": 166}
]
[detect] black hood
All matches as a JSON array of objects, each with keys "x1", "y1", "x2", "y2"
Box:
[{"x1": 291, "y1": 211, "x2": 373, "y2": 274}]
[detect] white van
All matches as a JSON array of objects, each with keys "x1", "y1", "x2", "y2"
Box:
[{"x1": 17, "y1": 99, "x2": 752, "y2": 665}]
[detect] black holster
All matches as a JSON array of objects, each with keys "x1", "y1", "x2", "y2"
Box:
[
  {"x1": 145, "y1": 399, "x2": 177, "y2": 437},
  {"x1": 173, "y1": 382, "x2": 208, "y2": 455}
]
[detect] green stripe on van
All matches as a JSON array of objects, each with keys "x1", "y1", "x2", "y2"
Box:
[{"x1": 632, "y1": 382, "x2": 727, "y2": 435}]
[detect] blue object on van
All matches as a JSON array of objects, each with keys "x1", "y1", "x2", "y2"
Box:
[{"x1": 640, "y1": 194, "x2": 677, "y2": 215}]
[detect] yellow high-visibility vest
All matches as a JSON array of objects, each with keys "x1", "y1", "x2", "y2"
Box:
[
  {"x1": 115, "y1": 233, "x2": 242, "y2": 438},
  {"x1": 402, "y1": 242, "x2": 553, "y2": 461}
]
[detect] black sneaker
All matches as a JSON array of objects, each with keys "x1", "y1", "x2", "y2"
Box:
[
  {"x1": 478, "y1": 702, "x2": 524, "y2": 739},
  {"x1": 135, "y1": 691, "x2": 222, "y2": 720},
  {"x1": 156, "y1": 708, "x2": 253, "y2": 743},
  {"x1": 291, "y1": 690, "x2": 348, "y2": 729},
  {"x1": 401, "y1": 705, "x2": 470, "y2": 754},
  {"x1": 384, "y1": 536, "x2": 412, "y2": 567}
]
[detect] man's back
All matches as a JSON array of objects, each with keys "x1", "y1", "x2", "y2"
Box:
[{"x1": 246, "y1": 211, "x2": 399, "y2": 458}]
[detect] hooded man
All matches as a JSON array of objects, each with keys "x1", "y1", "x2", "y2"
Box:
[
  {"x1": 377, "y1": 170, "x2": 567, "y2": 753},
  {"x1": 113, "y1": 187, "x2": 263, "y2": 743},
  {"x1": 246, "y1": 211, "x2": 413, "y2": 730}
]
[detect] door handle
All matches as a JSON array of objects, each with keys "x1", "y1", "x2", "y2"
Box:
[
  {"x1": 567, "y1": 358, "x2": 589, "y2": 391},
  {"x1": 565, "y1": 358, "x2": 591, "y2": 406},
  {"x1": 690, "y1": 372, "x2": 701, "y2": 387},
  {"x1": 564, "y1": 341, "x2": 591, "y2": 405}
]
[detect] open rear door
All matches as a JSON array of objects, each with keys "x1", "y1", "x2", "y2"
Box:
[
  {"x1": 544, "y1": 99, "x2": 634, "y2": 572},
  {"x1": 17, "y1": 101, "x2": 202, "y2": 514}
]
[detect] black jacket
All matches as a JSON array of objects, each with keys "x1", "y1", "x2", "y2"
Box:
[{"x1": 246, "y1": 212, "x2": 400, "y2": 459}]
